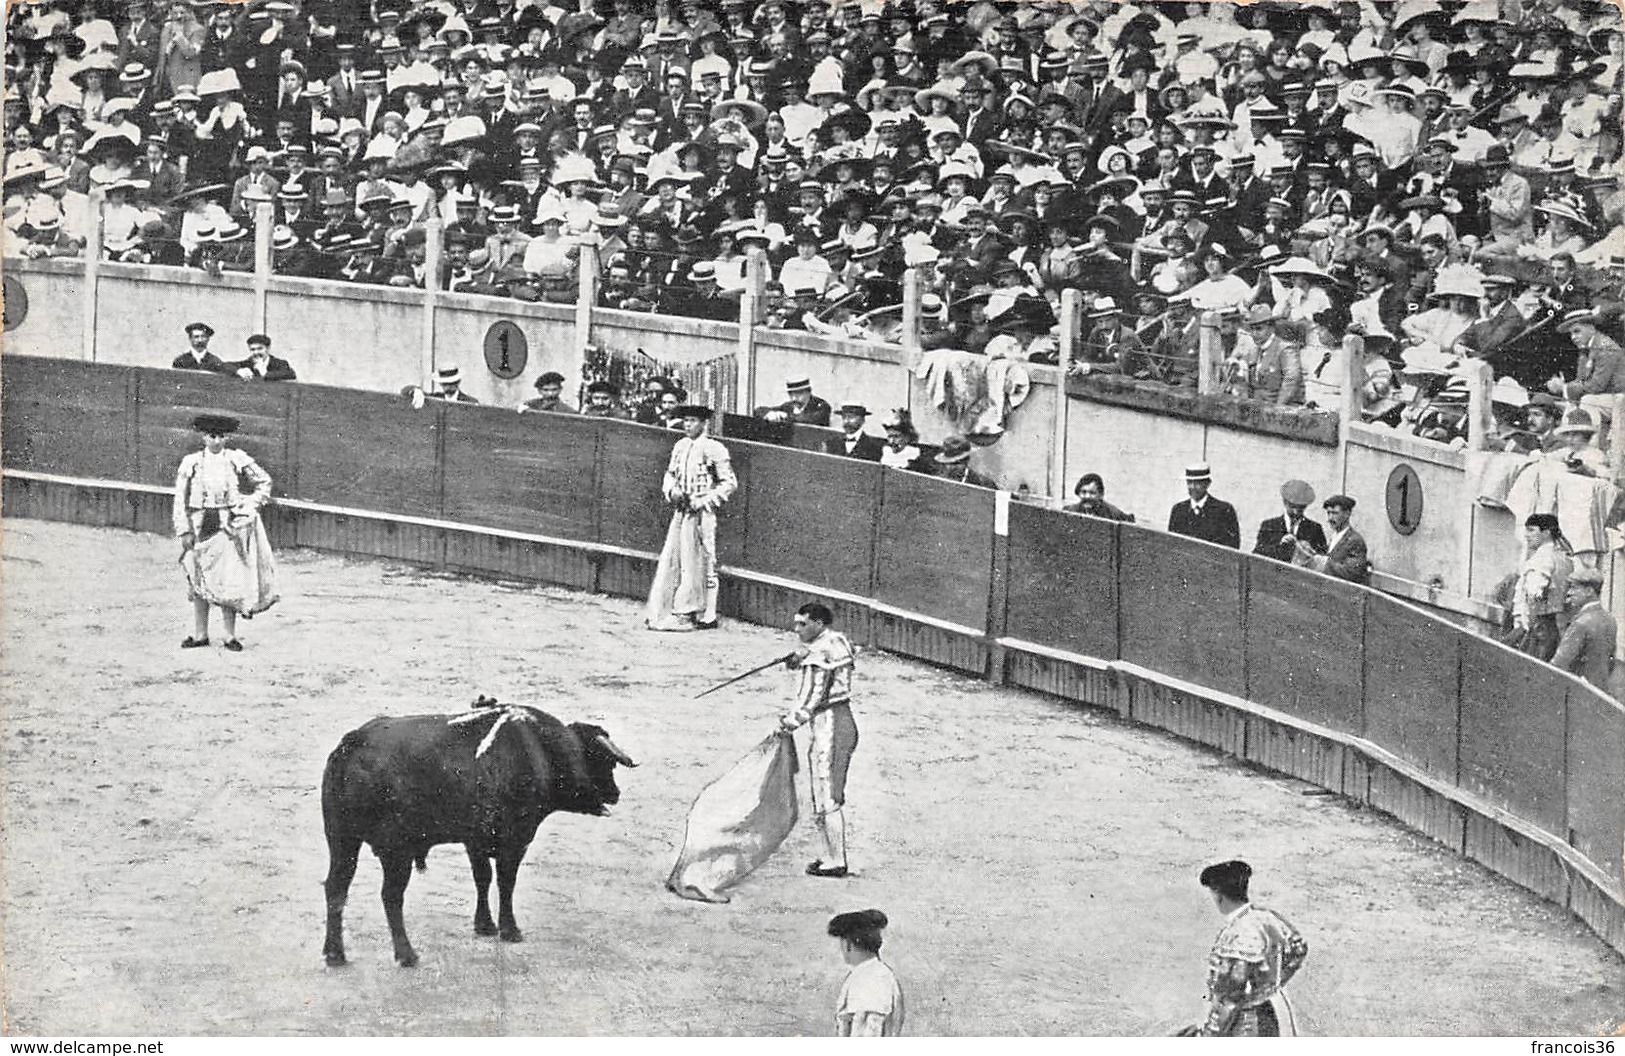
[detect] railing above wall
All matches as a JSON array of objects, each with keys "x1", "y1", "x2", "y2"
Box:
[{"x1": 3, "y1": 353, "x2": 1622, "y2": 962}]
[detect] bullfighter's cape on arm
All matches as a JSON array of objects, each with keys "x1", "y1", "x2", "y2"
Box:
[{"x1": 666, "y1": 732, "x2": 799, "y2": 903}]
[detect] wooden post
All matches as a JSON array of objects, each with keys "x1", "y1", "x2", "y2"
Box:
[
  {"x1": 1609, "y1": 394, "x2": 1625, "y2": 483},
  {"x1": 900, "y1": 267, "x2": 922, "y2": 361},
  {"x1": 82, "y1": 187, "x2": 104, "y2": 361},
  {"x1": 1052, "y1": 287, "x2": 1082, "y2": 508},
  {"x1": 1337, "y1": 334, "x2": 1367, "y2": 491},
  {"x1": 1196, "y1": 310, "x2": 1219, "y2": 396},
  {"x1": 1464, "y1": 358, "x2": 1493, "y2": 453},
  {"x1": 420, "y1": 217, "x2": 443, "y2": 390},
  {"x1": 252, "y1": 200, "x2": 274, "y2": 333},
  {"x1": 737, "y1": 247, "x2": 766, "y2": 414},
  {"x1": 575, "y1": 241, "x2": 600, "y2": 394}
]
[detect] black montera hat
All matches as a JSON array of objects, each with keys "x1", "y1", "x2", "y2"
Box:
[
  {"x1": 827, "y1": 909, "x2": 888, "y2": 938},
  {"x1": 1199, "y1": 860, "x2": 1252, "y2": 899},
  {"x1": 192, "y1": 414, "x2": 239, "y2": 434}
]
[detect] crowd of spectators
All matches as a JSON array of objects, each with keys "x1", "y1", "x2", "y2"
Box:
[{"x1": 5, "y1": 0, "x2": 1625, "y2": 446}]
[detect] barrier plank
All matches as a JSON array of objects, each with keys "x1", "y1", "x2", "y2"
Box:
[
  {"x1": 1361, "y1": 594, "x2": 1460, "y2": 781},
  {"x1": 1, "y1": 357, "x2": 133, "y2": 482},
  {"x1": 1118, "y1": 524, "x2": 1245, "y2": 696},
  {"x1": 1458, "y1": 636, "x2": 1568, "y2": 836},
  {"x1": 740, "y1": 444, "x2": 879, "y2": 598},
  {"x1": 1243, "y1": 557, "x2": 1365, "y2": 736},
  {"x1": 132, "y1": 367, "x2": 291, "y2": 491},
  {"x1": 293, "y1": 384, "x2": 442, "y2": 519},
  {"x1": 714, "y1": 438, "x2": 752, "y2": 568},
  {"x1": 1004, "y1": 503, "x2": 1118, "y2": 660},
  {"x1": 441, "y1": 404, "x2": 599, "y2": 541},
  {"x1": 873, "y1": 471, "x2": 994, "y2": 630},
  {"x1": 596, "y1": 420, "x2": 690, "y2": 556},
  {"x1": 1566, "y1": 684, "x2": 1625, "y2": 884}
]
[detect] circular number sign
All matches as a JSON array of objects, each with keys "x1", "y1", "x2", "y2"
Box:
[
  {"x1": 1385, "y1": 463, "x2": 1423, "y2": 536},
  {"x1": 3, "y1": 275, "x2": 28, "y2": 331},
  {"x1": 483, "y1": 321, "x2": 528, "y2": 379}
]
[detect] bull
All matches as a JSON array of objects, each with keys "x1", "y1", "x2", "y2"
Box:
[{"x1": 320, "y1": 700, "x2": 637, "y2": 968}]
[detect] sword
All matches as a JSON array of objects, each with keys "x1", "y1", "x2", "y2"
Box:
[{"x1": 692, "y1": 653, "x2": 796, "y2": 699}]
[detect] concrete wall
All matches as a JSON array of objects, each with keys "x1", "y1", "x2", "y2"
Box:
[
  {"x1": 1343, "y1": 425, "x2": 1473, "y2": 594},
  {"x1": 4, "y1": 258, "x2": 85, "y2": 359},
  {"x1": 434, "y1": 297, "x2": 575, "y2": 409},
  {"x1": 591, "y1": 307, "x2": 735, "y2": 366},
  {"x1": 93, "y1": 264, "x2": 257, "y2": 368}
]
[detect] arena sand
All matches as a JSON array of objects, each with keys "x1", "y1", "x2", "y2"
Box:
[{"x1": 2, "y1": 520, "x2": 1621, "y2": 1036}]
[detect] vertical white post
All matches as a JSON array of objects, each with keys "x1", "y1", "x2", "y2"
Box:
[
  {"x1": 82, "y1": 187, "x2": 104, "y2": 362},
  {"x1": 1196, "y1": 311, "x2": 1219, "y2": 396},
  {"x1": 1464, "y1": 358, "x2": 1492, "y2": 454},
  {"x1": 1609, "y1": 394, "x2": 1625, "y2": 482},
  {"x1": 1051, "y1": 288, "x2": 1082, "y2": 507},
  {"x1": 1337, "y1": 334, "x2": 1366, "y2": 492},
  {"x1": 420, "y1": 217, "x2": 443, "y2": 390},
  {"x1": 736, "y1": 248, "x2": 766, "y2": 415},
  {"x1": 252, "y1": 200, "x2": 274, "y2": 333},
  {"x1": 574, "y1": 241, "x2": 600, "y2": 394},
  {"x1": 900, "y1": 267, "x2": 921, "y2": 361}
]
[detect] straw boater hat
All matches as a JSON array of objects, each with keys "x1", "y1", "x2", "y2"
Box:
[
  {"x1": 1185, "y1": 463, "x2": 1213, "y2": 482},
  {"x1": 437, "y1": 366, "x2": 463, "y2": 387}
]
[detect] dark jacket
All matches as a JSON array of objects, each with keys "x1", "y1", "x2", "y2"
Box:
[
  {"x1": 1320, "y1": 528, "x2": 1371, "y2": 585},
  {"x1": 1252, "y1": 514, "x2": 1328, "y2": 563},
  {"x1": 1062, "y1": 500, "x2": 1135, "y2": 523},
  {"x1": 172, "y1": 350, "x2": 229, "y2": 372},
  {"x1": 823, "y1": 432, "x2": 886, "y2": 461},
  {"x1": 223, "y1": 355, "x2": 298, "y2": 381},
  {"x1": 935, "y1": 462, "x2": 998, "y2": 489},
  {"x1": 1168, "y1": 497, "x2": 1241, "y2": 549}
]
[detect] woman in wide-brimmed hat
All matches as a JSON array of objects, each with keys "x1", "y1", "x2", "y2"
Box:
[
  {"x1": 1270, "y1": 257, "x2": 1338, "y2": 326},
  {"x1": 1401, "y1": 263, "x2": 1485, "y2": 349},
  {"x1": 173, "y1": 413, "x2": 280, "y2": 653},
  {"x1": 1519, "y1": 199, "x2": 1592, "y2": 262}
]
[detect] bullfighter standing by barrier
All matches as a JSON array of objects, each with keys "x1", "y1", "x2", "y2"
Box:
[
  {"x1": 780, "y1": 603, "x2": 860, "y2": 878},
  {"x1": 645, "y1": 404, "x2": 736, "y2": 632},
  {"x1": 173, "y1": 414, "x2": 279, "y2": 651}
]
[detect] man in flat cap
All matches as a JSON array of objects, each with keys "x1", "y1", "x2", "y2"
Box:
[
  {"x1": 827, "y1": 908, "x2": 905, "y2": 1036},
  {"x1": 1176, "y1": 860, "x2": 1308, "y2": 1037},
  {"x1": 1551, "y1": 567, "x2": 1617, "y2": 693},
  {"x1": 1252, "y1": 480, "x2": 1327, "y2": 564},
  {"x1": 1168, "y1": 464, "x2": 1241, "y2": 549},
  {"x1": 519, "y1": 371, "x2": 577, "y2": 414},
  {"x1": 1297, "y1": 495, "x2": 1370, "y2": 585},
  {"x1": 823, "y1": 403, "x2": 884, "y2": 461},
  {"x1": 173, "y1": 322, "x2": 228, "y2": 372},
  {"x1": 582, "y1": 380, "x2": 631, "y2": 419}
]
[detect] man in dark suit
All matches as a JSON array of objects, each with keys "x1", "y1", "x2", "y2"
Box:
[
  {"x1": 224, "y1": 334, "x2": 298, "y2": 381},
  {"x1": 1252, "y1": 479, "x2": 1328, "y2": 564},
  {"x1": 757, "y1": 376, "x2": 832, "y2": 426},
  {"x1": 822, "y1": 404, "x2": 885, "y2": 461},
  {"x1": 1552, "y1": 567, "x2": 1616, "y2": 692},
  {"x1": 1167, "y1": 464, "x2": 1241, "y2": 549},
  {"x1": 1297, "y1": 495, "x2": 1369, "y2": 584},
  {"x1": 172, "y1": 322, "x2": 229, "y2": 373}
]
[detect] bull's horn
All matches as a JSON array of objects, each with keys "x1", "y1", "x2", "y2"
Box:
[{"x1": 595, "y1": 733, "x2": 638, "y2": 768}]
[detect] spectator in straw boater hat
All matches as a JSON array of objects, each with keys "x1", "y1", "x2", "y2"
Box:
[
  {"x1": 1167, "y1": 463, "x2": 1241, "y2": 550},
  {"x1": 428, "y1": 365, "x2": 479, "y2": 404},
  {"x1": 760, "y1": 375, "x2": 833, "y2": 426}
]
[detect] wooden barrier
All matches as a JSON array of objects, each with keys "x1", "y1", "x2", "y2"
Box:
[{"x1": 3, "y1": 354, "x2": 1622, "y2": 960}]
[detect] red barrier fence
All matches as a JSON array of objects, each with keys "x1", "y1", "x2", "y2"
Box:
[{"x1": 4, "y1": 354, "x2": 1622, "y2": 955}]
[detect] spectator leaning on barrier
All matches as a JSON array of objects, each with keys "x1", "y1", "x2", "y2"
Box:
[
  {"x1": 932, "y1": 435, "x2": 996, "y2": 490},
  {"x1": 226, "y1": 333, "x2": 297, "y2": 382},
  {"x1": 759, "y1": 376, "x2": 832, "y2": 426},
  {"x1": 1063, "y1": 473, "x2": 1135, "y2": 523},
  {"x1": 1252, "y1": 479, "x2": 1327, "y2": 565},
  {"x1": 1551, "y1": 566, "x2": 1618, "y2": 694},
  {"x1": 428, "y1": 366, "x2": 479, "y2": 405},
  {"x1": 582, "y1": 380, "x2": 631, "y2": 419},
  {"x1": 823, "y1": 403, "x2": 884, "y2": 462},
  {"x1": 1507, "y1": 514, "x2": 1574, "y2": 663},
  {"x1": 879, "y1": 410, "x2": 930, "y2": 475},
  {"x1": 520, "y1": 370, "x2": 577, "y2": 415},
  {"x1": 172, "y1": 320, "x2": 226, "y2": 372},
  {"x1": 1301, "y1": 495, "x2": 1370, "y2": 585},
  {"x1": 1168, "y1": 463, "x2": 1240, "y2": 550}
]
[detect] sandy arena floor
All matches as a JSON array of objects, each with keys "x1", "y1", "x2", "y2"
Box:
[{"x1": 2, "y1": 519, "x2": 1622, "y2": 1036}]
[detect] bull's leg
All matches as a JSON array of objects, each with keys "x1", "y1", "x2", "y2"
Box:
[
  {"x1": 494, "y1": 848, "x2": 524, "y2": 943},
  {"x1": 379, "y1": 853, "x2": 419, "y2": 967},
  {"x1": 322, "y1": 835, "x2": 362, "y2": 967},
  {"x1": 467, "y1": 847, "x2": 497, "y2": 936}
]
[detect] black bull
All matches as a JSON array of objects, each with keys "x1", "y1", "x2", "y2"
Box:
[{"x1": 320, "y1": 707, "x2": 637, "y2": 967}]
